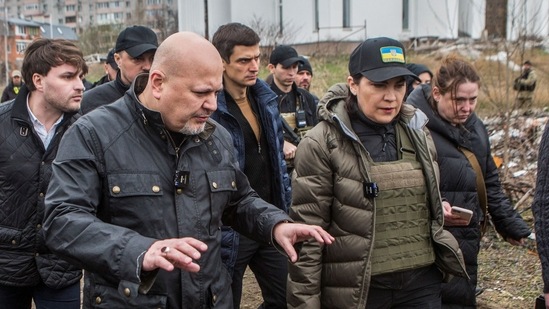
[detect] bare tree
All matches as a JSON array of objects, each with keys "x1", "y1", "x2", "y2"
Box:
[
  {"x1": 78, "y1": 24, "x2": 124, "y2": 55},
  {"x1": 248, "y1": 15, "x2": 296, "y2": 63}
]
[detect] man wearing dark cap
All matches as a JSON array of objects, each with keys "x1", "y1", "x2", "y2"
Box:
[
  {"x1": 1, "y1": 69, "x2": 24, "y2": 103},
  {"x1": 296, "y1": 56, "x2": 313, "y2": 91},
  {"x1": 93, "y1": 48, "x2": 119, "y2": 88},
  {"x1": 514, "y1": 60, "x2": 537, "y2": 110},
  {"x1": 267, "y1": 45, "x2": 317, "y2": 168},
  {"x1": 81, "y1": 25, "x2": 158, "y2": 114},
  {"x1": 296, "y1": 56, "x2": 319, "y2": 104},
  {"x1": 405, "y1": 63, "x2": 432, "y2": 100}
]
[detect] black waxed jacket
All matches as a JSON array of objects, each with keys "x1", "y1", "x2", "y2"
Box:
[
  {"x1": 43, "y1": 74, "x2": 292, "y2": 308},
  {"x1": 408, "y1": 84, "x2": 531, "y2": 306},
  {"x1": 80, "y1": 70, "x2": 129, "y2": 114},
  {"x1": 0, "y1": 85, "x2": 82, "y2": 289}
]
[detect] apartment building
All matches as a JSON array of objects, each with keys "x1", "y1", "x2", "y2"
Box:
[{"x1": 1, "y1": 0, "x2": 177, "y2": 34}]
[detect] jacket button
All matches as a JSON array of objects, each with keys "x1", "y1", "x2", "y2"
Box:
[
  {"x1": 11, "y1": 239, "x2": 16, "y2": 245},
  {"x1": 95, "y1": 296, "x2": 102, "y2": 304},
  {"x1": 176, "y1": 188, "x2": 183, "y2": 195},
  {"x1": 124, "y1": 288, "x2": 131, "y2": 297},
  {"x1": 231, "y1": 181, "x2": 236, "y2": 188},
  {"x1": 39, "y1": 192, "x2": 44, "y2": 197},
  {"x1": 112, "y1": 186, "x2": 121, "y2": 194},
  {"x1": 35, "y1": 253, "x2": 39, "y2": 257},
  {"x1": 36, "y1": 224, "x2": 41, "y2": 229},
  {"x1": 152, "y1": 185, "x2": 160, "y2": 193},
  {"x1": 212, "y1": 182, "x2": 218, "y2": 189}
]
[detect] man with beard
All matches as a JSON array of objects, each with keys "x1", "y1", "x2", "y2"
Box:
[
  {"x1": 0, "y1": 38, "x2": 87, "y2": 308},
  {"x1": 43, "y1": 31, "x2": 333, "y2": 308}
]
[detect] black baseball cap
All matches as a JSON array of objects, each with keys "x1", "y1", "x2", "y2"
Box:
[
  {"x1": 270, "y1": 45, "x2": 303, "y2": 68},
  {"x1": 115, "y1": 26, "x2": 158, "y2": 58},
  {"x1": 106, "y1": 48, "x2": 118, "y2": 70},
  {"x1": 297, "y1": 56, "x2": 313, "y2": 76},
  {"x1": 349, "y1": 37, "x2": 418, "y2": 82}
]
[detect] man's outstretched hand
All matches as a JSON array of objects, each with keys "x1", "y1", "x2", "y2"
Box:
[{"x1": 273, "y1": 222, "x2": 334, "y2": 263}]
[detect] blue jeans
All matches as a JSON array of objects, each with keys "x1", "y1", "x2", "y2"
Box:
[
  {"x1": 0, "y1": 281, "x2": 80, "y2": 309},
  {"x1": 231, "y1": 234, "x2": 288, "y2": 309}
]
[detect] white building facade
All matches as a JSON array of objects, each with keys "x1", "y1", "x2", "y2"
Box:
[{"x1": 178, "y1": 0, "x2": 549, "y2": 44}]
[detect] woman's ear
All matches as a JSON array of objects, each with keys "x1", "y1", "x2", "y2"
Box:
[
  {"x1": 432, "y1": 86, "x2": 441, "y2": 103},
  {"x1": 347, "y1": 76, "x2": 357, "y2": 95}
]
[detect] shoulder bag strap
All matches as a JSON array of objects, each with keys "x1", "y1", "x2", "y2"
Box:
[{"x1": 459, "y1": 147, "x2": 488, "y2": 234}]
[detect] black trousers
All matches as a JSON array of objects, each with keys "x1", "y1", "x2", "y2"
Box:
[
  {"x1": 366, "y1": 265, "x2": 443, "y2": 308},
  {"x1": 231, "y1": 234, "x2": 288, "y2": 309}
]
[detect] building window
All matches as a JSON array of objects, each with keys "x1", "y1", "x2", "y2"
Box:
[
  {"x1": 16, "y1": 25, "x2": 25, "y2": 35},
  {"x1": 342, "y1": 0, "x2": 350, "y2": 28},
  {"x1": 24, "y1": 4, "x2": 39, "y2": 11},
  {"x1": 402, "y1": 0, "x2": 409, "y2": 30},
  {"x1": 28, "y1": 27, "x2": 40, "y2": 36},
  {"x1": 97, "y1": 2, "x2": 109, "y2": 9},
  {"x1": 147, "y1": 0, "x2": 162, "y2": 4},
  {"x1": 113, "y1": 1, "x2": 121, "y2": 8},
  {"x1": 66, "y1": 4, "x2": 76, "y2": 12},
  {"x1": 66, "y1": 16, "x2": 76, "y2": 23},
  {"x1": 16, "y1": 41, "x2": 27, "y2": 53}
]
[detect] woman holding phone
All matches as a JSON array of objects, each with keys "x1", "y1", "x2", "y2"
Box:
[{"x1": 407, "y1": 55, "x2": 531, "y2": 308}]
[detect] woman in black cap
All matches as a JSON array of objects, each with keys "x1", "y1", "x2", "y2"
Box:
[{"x1": 287, "y1": 37, "x2": 467, "y2": 308}]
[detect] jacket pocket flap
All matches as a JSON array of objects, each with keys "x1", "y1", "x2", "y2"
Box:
[
  {"x1": 0, "y1": 226, "x2": 22, "y2": 245},
  {"x1": 206, "y1": 170, "x2": 237, "y2": 192},
  {"x1": 107, "y1": 173, "x2": 163, "y2": 197}
]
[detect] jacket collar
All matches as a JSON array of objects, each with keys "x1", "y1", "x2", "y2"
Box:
[
  {"x1": 318, "y1": 83, "x2": 427, "y2": 141},
  {"x1": 11, "y1": 84, "x2": 76, "y2": 126}
]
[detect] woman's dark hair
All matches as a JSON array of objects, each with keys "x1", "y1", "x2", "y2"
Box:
[
  {"x1": 430, "y1": 55, "x2": 480, "y2": 111},
  {"x1": 345, "y1": 74, "x2": 362, "y2": 115}
]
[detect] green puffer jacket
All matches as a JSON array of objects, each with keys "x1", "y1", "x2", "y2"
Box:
[{"x1": 287, "y1": 83, "x2": 468, "y2": 309}]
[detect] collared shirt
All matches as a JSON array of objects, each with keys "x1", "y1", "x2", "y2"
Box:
[{"x1": 26, "y1": 95, "x2": 64, "y2": 149}]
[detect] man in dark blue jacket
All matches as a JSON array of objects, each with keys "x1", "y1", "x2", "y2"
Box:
[
  {"x1": 211, "y1": 22, "x2": 291, "y2": 309},
  {"x1": 0, "y1": 38, "x2": 88, "y2": 309}
]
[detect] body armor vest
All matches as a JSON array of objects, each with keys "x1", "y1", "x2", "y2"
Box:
[{"x1": 369, "y1": 125, "x2": 435, "y2": 275}]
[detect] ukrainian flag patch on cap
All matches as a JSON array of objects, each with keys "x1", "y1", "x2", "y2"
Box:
[{"x1": 380, "y1": 46, "x2": 405, "y2": 63}]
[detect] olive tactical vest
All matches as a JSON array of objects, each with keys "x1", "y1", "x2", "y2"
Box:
[{"x1": 369, "y1": 125, "x2": 436, "y2": 275}]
